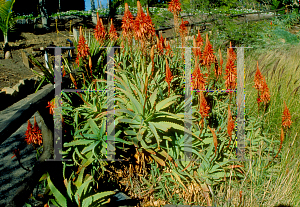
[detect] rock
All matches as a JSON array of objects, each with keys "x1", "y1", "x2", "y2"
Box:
[
  {"x1": 12, "y1": 82, "x2": 24, "y2": 93},
  {"x1": 73, "y1": 28, "x2": 79, "y2": 42},
  {"x1": 1, "y1": 87, "x2": 17, "y2": 97},
  {"x1": 92, "y1": 12, "x2": 97, "y2": 25},
  {"x1": 5, "y1": 51, "x2": 11, "y2": 59},
  {"x1": 279, "y1": 38, "x2": 286, "y2": 43}
]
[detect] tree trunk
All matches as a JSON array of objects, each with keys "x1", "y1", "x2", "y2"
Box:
[
  {"x1": 91, "y1": 0, "x2": 95, "y2": 11},
  {"x1": 39, "y1": 0, "x2": 50, "y2": 31}
]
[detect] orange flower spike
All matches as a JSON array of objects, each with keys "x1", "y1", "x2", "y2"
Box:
[
  {"x1": 194, "y1": 30, "x2": 203, "y2": 59},
  {"x1": 260, "y1": 77, "x2": 270, "y2": 105},
  {"x1": 165, "y1": 58, "x2": 173, "y2": 87},
  {"x1": 145, "y1": 7, "x2": 156, "y2": 39},
  {"x1": 46, "y1": 99, "x2": 55, "y2": 115},
  {"x1": 150, "y1": 45, "x2": 155, "y2": 76},
  {"x1": 168, "y1": 0, "x2": 182, "y2": 15},
  {"x1": 89, "y1": 56, "x2": 93, "y2": 77},
  {"x1": 134, "y1": 1, "x2": 149, "y2": 46},
  {"x1": 32, "y1": 116, "x2": 42, "y2": 146},
  {"x1": 202, "y1": 33, "x2": 215, "y2": 67},
  {"x1": 137, "y1": 1, "x2": 143, "y2": 14},
  {"x1": 25, "y1": 120, "x2": 33, "y2": 145},
  {"x1": 218, "y1": 48, "x2": 223, "y2": 77},
  {"x1": 157, "y1": 35, "x2": 165, "y2": 55},
  {"x1": 168, "y1": 0, "x2": 181, "y2": 35},
  {"x1": 208, "y1": 125, "x2": 218, "y2": 157},
  {"x1": 227, "y1": 105, "x2": 235, "y2": 147},
  {"x1": 94, "y1": 14, "x2": 106, "y2": 44},
  {"x1": 62, "y1": 65, "x2": 66, "y2": 77},
  {"x1": 199, "y1": 91, "x2": 210, "y2": 118},
  {"x1": 224, "y1": 48, "x2": 237, "y2": 90},
  {"x1": 109, "y1": 18, "x2": 118, "y2": 41},
  {"x1": 122, "y1": 3, "x2": 134, "y2": 44},
  {"x1": 179, "y1": 19, "x2": 189, "y2": 39},
  {"x1": 282, "y1": 101, "x2": 292, "y2": 128},
  {"x1": 254, "y1": 61, "x2": 264, "y2": 91},
  {"x1": 76, "y1": 26, "x2": 90, "y2": 66},
  {"x1": 229, "y1": 41, "x2": 236, "y2": 62},
  {"x1": 196, "y1": 30, "x2": 204, "y2": 48},
  {"x1": 192, "y1": 57, "x2": 206, "y2": 90},
  {"x1": 165, "y1": 41, "x2": 172, "y2": 57},
  {"x1": 193, "y1": 36, "x2": 197, "y2": 57}
]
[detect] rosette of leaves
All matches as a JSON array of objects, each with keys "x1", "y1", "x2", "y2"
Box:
[
  {"x1": 0, "y1": 0, "x2": 15, "y2": 44},
  {"x1": 39, "y1": 171, "x2": 115, "y2": 207},
  {"x1": 106, "y1": 63, "x2": 200, "y2": 167}
]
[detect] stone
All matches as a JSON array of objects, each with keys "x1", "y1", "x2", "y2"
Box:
[
  {"x1": 279, "y1": 38, "x2": 286, "y2": 43},
  {"x1": 5, "y1": 51, "x2": 11, "y2": 59},
  {"x1": 21, "y1": 50, "x2": 30, "y2": 69},
  {"x1": 92, "y1": 12, "x2": 97, "y2": 25},
  {"x1": 73, "y1": 28, "x2": 79, "y2": 42},
  {"x1": 12, "y1": 82, "x2": 24, "y2": 93},
  {"x1": 1, "y1": 87, "x2": 17, "y2": 97}
]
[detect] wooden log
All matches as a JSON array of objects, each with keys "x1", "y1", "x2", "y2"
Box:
[
  {"x1": 0, "y1": 84, "x2": 54, "y2": 145},
  {"x1": 0, "y1": 67, "x2": 80, "y2": 145},
  {"x1": 5, "y1": 117, "x2": 53, "y2": 207}
]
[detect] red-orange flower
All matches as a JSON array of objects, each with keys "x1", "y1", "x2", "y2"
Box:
[
  {"x1": 193, "y1": 30, "x2": 203, "y2": 60},
  {"x1": 25, "y1": 120, "x2": 33, "y2": 145},
  {"x1": 168, "y1": 0, "x2": 182, "y2": 15},
  {"x1": 282, "y1": 101, "x2": 292, "y2": 128},
  {"x1": 168, "y1": 0, "x2": 181, "y2": 35},
  {"x1": 165, "y1": 58, "x2": 173, "y2": 86},
  {"x1": 192, "y1": 57, "x2": 207, "y2": 90},
  {"x1": 259, "y1": 77, "x2": 270, "y2": 105},
  {"x1": 134, "y1": 2, "x2": 155, "y2": 52},
  {"x1": 157, "y1": 35, "x2": 165, "y2": 55},
  {"x1": 253, "y1": 61, "x2": 270, "y2": 105},
  {"x1": 227, "y1": 105, "x2": 235, "y2": 146},
  {"x1": 94, "y1": 13, "x2": 106, "y2": 44},
  {"x1": 202, "y1": 33, "x2": 215, "y2": 68},
  {"x1": 109, "y1": 18, "x2": 118, "y2": 41},
  {"x1": 254, "y1": 61, "x2": 264, "y2": 91},
  {"x1": 62, "y1": 65, "x2": 66, "y2": 77},
  {"x1": 11, "y1": 148, "x2": 20, "y2": 159},
  {"x1": 46, "y1": 99, "x2": 55, "y2": 115},
  {"x1": 165, "y1": 58, "x2": 173, "y2": 96},
  {"x1": 165, "y1": 40, "x2": 173, "y2": 57},
  {"x1": 25, "y1": 117, "x2": 43, "y2": 146},
  {"x1": 229, "y1": 41, "x2": 236, "y2": 62},
  {"x1": 199, "y1": 91, "x2": 210, "y2": 118},
  {"x1": 218, "y1": 48, "x2": 223, "y2": 77},
  {"x1": 179, "y1": 19, "x2": 189, "y2": 39},
  {"x1": 32, "y1": 116, "x2": 43, "y2": 146},
  {"x1": 145, "y1": 8, "x2": 156, "y2": 40},
  {"x1": 122, "y1": 3, "x2": 134, "y2": 45},
  {"x1": 224, "y1": 48, "x2": 237, "y2": 90},
  {"x1": 76, "y1": 27, "x2": 90, "y2": 66}
]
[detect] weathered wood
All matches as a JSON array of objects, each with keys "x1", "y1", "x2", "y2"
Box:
[
  {"x1": 0, "y1": 67, "x2": 80, "y2": 146},
  {"x1": 21, "y1": 50, "x2": 30, "y2": 69},
  {"x1": 0, "y1": 84, "x2": 54, "y2": 145},
  {"x1": 5, "y1": 118, "x2": 53, "y2": 207}
]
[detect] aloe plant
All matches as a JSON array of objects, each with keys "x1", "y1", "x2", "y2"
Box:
[{"x1": 0, "y1": 0, "x2": 15, "y2": 44}]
